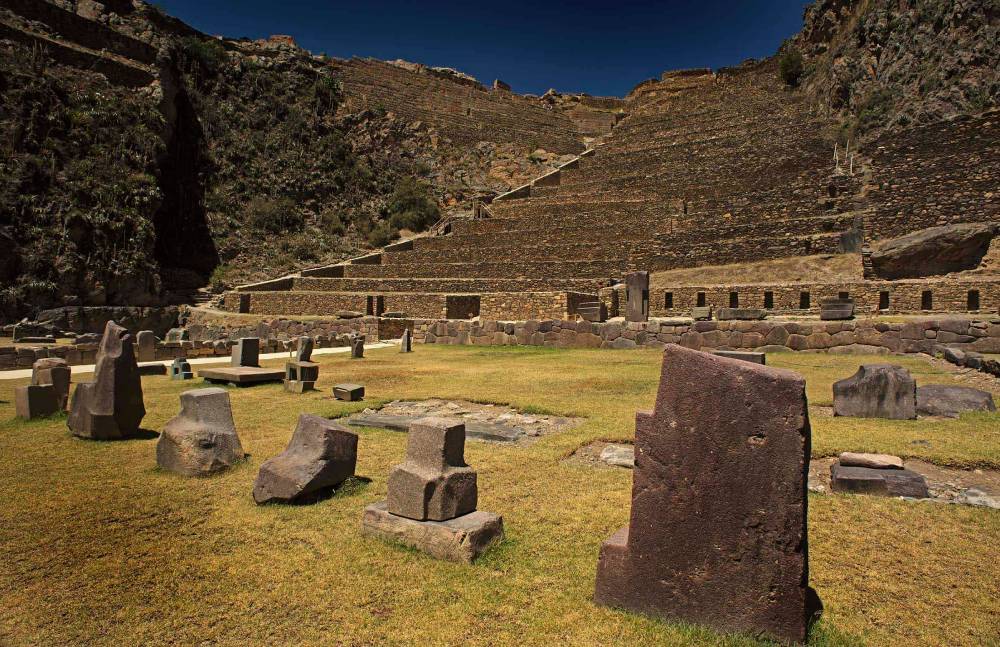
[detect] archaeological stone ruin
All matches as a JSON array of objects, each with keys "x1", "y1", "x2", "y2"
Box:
[
  {"x1": 67, "y1": 321, "x2": 146, "y2": 440},
  {"x1": 156, "y1": 388, "x2": 245, "y2": 477},
  {"x1": 594, "y1": 345, "x2": 821, "y2": 644}
]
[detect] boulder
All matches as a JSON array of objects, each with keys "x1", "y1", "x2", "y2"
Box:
[
  {"x1": 67, "y1": 321, "x2": 146, "y2": 440},
  {"x1": 830, "y1": 464, "x2": 929, "y2": 498},
  {"x1": 916, "y1": 384, "x2": 996, "y2": 418},
  {"x1": 594, "y1": 345, "x2": 821, "y2": 644},
  {"x1": 31, "y1": 357, "x2": 71, "y2": 410},
  {"x1": 833, "y1": 364, "x2": 916, "y2": 419},
  {"x1": 838, "y1": 452, "x2": 904, "y2": 469},
  {"x1": 252, "y1": 414, "x2": 358, "y2": 504},
  {"x1": 156, "y1": 388, "x2": 244, "y2": 476},
  {"x1": 870, "y1": 223, "x2": 996, "y2": 279}
]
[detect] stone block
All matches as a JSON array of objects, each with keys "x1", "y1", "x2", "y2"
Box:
[
  {"x1": 170, "y1": 358, "x2": 194, "y2": 380},
  {"x1": 156, "y1": 388, "x2": 244, "y2": 476},
  {"x1": 690, "y1": 306, "x2": 713, "y2": 321},
  {"x1": 594, "y1": 345, "x2": 820, "y2": 644},
  {"x1": 333, "y1": 383, "x2": 365, "y2": 401},
  {"x1": 361, "y1": 502, "x2": 503, "y2": 564},
  {"x1": 838, "y1": 452, "x2": 903, "y2": 469},
  {"x1": 387, "y1": 417, "x2": 476, "y2": 521},
  {"x1": 717, "y1": 308, "x2": 766, "y2": 321},
  {"x1": 67, "y1": 321, "x2": 145, "y2": 440},
  {"x1": 136, "y1": 330, "x2": 156, "y2": 362},
  {"x1": 711, "y1": 350, "x2": 765, "y2": 364},
  {"x1": 31, "y1": 357, "x2": 71, "y2": 410},
  {"x1": 400, "y1": 328, "x2": 413, "y2": 352},
  {"x1": 820, "y1": 298, "x2": 855, "y2": 321},
  {"x1": 830, "y1": 464, "x2": 929, "y2": 498},
  {"x1": 625, "y1": 272, "x2": 649, "y2": 322},
  {"x1": 253, "y1": 414, "x2": 357, "y2": 504},
  {"x1": 916, "y1": 384, "x2": 996, "y2": 418},
  {"x1": 833, "y1": 365, "x2": 916, "y2": 419},
  {"x1": 231, "y1": 338, "x2": 260, "y2": 367},
  {"x1": 14, "y1": 384, "x2": 59, "y2": 420},
  {"x1": 351, "y1": 336, "x2": 365, "y2": 358}
]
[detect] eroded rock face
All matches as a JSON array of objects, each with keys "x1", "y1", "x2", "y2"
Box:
[
  {"x1": 387, "y1": 417, "x2": 477, "y2": 521},
  {"x1": 916, "y1": 384, "x2": 996, "y2": 418},
  {"x1": 594, "y1": 345, "x2": 820, "y2": 644},
  {"x1": 871, "y1": 223, "x2": 996, "y2": 279},
  {"x1": 156, "y1": 388, "x2": 244, "y2": 476},
  {"x1": 833, "y1": 364, "x2": 916, "y2": 419},
  {"x1": 67, "y1": 321, "x2": 145, "y2": 440},
  {"x1": 253, "y1": 415, "x2": 357, "y2": 504}
]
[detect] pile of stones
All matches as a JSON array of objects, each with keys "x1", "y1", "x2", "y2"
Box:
[{"x1": 833, "y1": 363, "x2": 995, "y2": 419}]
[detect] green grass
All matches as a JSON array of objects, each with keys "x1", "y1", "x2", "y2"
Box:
[{"x1": 0, "y1": 345, "x2": 998, "y2": 645}]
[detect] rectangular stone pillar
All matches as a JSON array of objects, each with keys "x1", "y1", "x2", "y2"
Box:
[{"x1": 625, "y1": 272, "x2": 649, "y2": 322}]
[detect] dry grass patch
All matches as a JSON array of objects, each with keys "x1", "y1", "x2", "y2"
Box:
[{"x1": 0, "y1": 345, "x2": 997, "y2": 645}]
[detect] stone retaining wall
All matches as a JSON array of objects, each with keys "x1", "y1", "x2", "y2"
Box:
[{"x1": 415, "y1": 316, "x2": 1000, "y2": 355}]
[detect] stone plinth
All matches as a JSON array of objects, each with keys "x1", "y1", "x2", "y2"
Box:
[
  {"x1": 833, "y1": 364, "x2": 916, "y2": 419},
  {"x1": 199, "y1": 366, "x2": 284, "y2": 386},
  {"x1": 157, "y1": 388, "x2": 244, "y2": 476},
  {"x1": 594, "y1": 344, "x2": 820, "y2": 644},
  {"x1": 67, "y1": 321, "x2": 146, "y2": 440},
  {"x1": 361, "y1": 502, "x2": 503, "y2": 563}
]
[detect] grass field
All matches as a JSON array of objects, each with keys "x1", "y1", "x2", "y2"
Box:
[{"x1": 1, "y1": 345, "x2": 998, "y2": 645}]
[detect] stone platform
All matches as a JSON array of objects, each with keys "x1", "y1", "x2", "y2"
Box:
[
  {"x1": 199, "y1": 366, "x2": 284, "y2": 386},
  {"x1": 361, "y1": 501, "x2": 503, "y2": 563}
]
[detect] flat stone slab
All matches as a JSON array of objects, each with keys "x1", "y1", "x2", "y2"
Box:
[
  {"x1": 916, "y1": 384, "x2": 996, "y2": 418},
  {"x1": 199, "y1": 366, "x2": 284, "y2": 385},
  {"x1": 830, "y1": 464, "x2": 929, "y2": 498},
  {"x1": 334, "y1": 383, "x2": 365, "y2": 401},
  {"x1": 137, "y1": 363, "x2": 167, "y2": 376},
  {"x1": 361, "y1": 501, "x2": 503, "y2": 563},
  {"x1": 839, "y1": 452, "x2": 904, "y2": 469},
  {"x1": 347, "y1": 414, "x2": 521, "y2": 443}
]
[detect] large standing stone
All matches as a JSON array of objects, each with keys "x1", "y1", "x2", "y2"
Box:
[
  {"x1": 916, "y1": 384, "x2": 996, "y2": 418},
  {"x1": 387, "y1": 417, "x2": 477, "y2": 521},
  {"x1": 156, "y1": 388, "x2": 244, "y2": 476},
  {"x1": 295, "y1": 336, "x2": 313, "y2": 362},
  {"x1": 400, "y1": 328, "x2": 412, "y2": 353},
  {"x1": 350, "y1": 335, "x2": 365, "y2": 359},
  {"x1": 67, "y1": 321, "x2": 146, "y2": 440},
  {"x1": 871, "y1": 222, "x2": 996, "y2": 279},
  {"x1": 252, "y1": 414, "x2": 357, "y2": 504},
  {"x1": 136, "y1": 330, "x2": 156, "y2": 362},
  {"x1": 594, "y1": 344, "x2": 821, "y2": 644},
  {"x1": 833, "y1": 364, "x2": 916, "y2": 419},
  {"x1": 625, "y1": 271, "x2": 649, "y2": 322},
  {"x1": 231, "y1": 337, "x2": 260, "y2": 367},
  {"x1": 32, "y1": 357, "x2": 71, "y2": 410}
]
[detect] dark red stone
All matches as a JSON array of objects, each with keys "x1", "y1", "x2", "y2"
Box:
[{"x1": 594, "y1": 344, "x2": 821, "y2": 644}]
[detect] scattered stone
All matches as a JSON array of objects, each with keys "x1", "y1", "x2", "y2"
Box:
[
  {"x1": 593, "y1": 345, "x2": 820, "y2": 644},
  {"x1": 231, "y1": 337, "x2": 260, "y2": 367},
  {"x1": 334, "y1": 383, "x2": 365, "y2": 401},
  {"x1": 252, "y1": 414, "x2": 358, "y2": 504},
  {"x1": 136, "y1": 330, "x2": 156, "y2": 362},
  {"x1": 830, "y1": 464, "x2": 929, "y2": 498},
  {"x1": 838, "y1": 452, "x2": 904, "y2": 469},
  {"x1": 691, "y1": 306, "x2": 713, "y2": 320},
  {"x1": 916, "y1": 384, "x2": 996, "y2": 418},
  {"x1": 350, "y1": 335, "x2": 365, "y2": 359},
  {"x1": 599, "y1": 444, "x2": 635, "y2": 468},
  {"x1": 68, "y1": 321, "x2": 146, "y2": 440},
  {"x1": 870, "y1": 222, "x2": 996, "y2": 279},
  {"x1": 820, "y1": 298, "x2": 855, "y2": 321},
  {"x1": 156, "y1": 388, "x2": 244, "y2": 477},
  {"x1": 284, "y1": 337, "x2": 319, "y2": 393},
  {"x1": 711, "y1": 350, "x2": 765, "y2": 364},
  {"x1": 14, "y1": 384, "x2": 59, "y2": 420},
  {"x1": 387, "y1": 417, "x2": 476, "y2": 521},
  {"x1": 956, "y1": 488, "x2": 1000, "y2": 509},
  {"x1": 170, "y1": 358, "x2": 194, "y2": 380},
  {"x1": 833, "y1": 364, "x2": 916, "y2": 419},
  {"x1": 716, "y1": 307, "x2": 766, "y2": 321},
  {"x1": 400, "y1": 328, "x2": 412, "y2": 353},
  {"x1": 362, "y1": 417, "x2": 502, "y2": 562},
  {"x1": 31, "y1": 357, "x2": 71, "y2": 410}
]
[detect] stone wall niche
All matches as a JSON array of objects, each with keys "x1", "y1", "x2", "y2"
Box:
[{"x1": 594, "y1": 344, "x2": 821, "y2": 644}]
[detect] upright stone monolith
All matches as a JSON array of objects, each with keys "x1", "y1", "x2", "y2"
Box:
[
  {"x1": 67, "y1": 321, "x2": 145, "y2": 440},
  {"x1": 625, "y1": 271, "x2": 649, "y2": 322},
  {"x1": 156, "y1": 388, "x2": 244, "y2": 476},
  {"x1": 350, "y1": 335, "x2": 365, "y2": 359},
  {"x1": 231, "y1": 337, "x2": 260, "y2": 367},
  {"x1": 594, "y1": 344, "x2": 821, "y2": 644},
  {"x1": 136, "y1": 330, "x2": 156, "y2": 362},
  {"x1": 833, "y1": 364, "x2": 916, "y2": 419},
  {"x1": 400, "y1": 328, "x2": 412, "y2": 353}
]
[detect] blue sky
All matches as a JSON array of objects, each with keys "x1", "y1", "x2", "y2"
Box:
[{"x1": 154, "y1": 0, "x2": 812, "y2": 97}]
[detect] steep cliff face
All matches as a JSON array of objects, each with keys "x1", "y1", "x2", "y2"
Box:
[{"x1": 790, "y1": 0, "x2": 999, "y2": 139}]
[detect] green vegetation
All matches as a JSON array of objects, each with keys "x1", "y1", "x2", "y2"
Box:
[
  {"x1": 779, "y1": 48, "x2": 805, "y2": 87},
  {"x1": 0, "y1": 345, "x2": 997, "y2": 645}
]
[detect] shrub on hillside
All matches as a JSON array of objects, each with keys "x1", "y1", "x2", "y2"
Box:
[
  {"x1": 779, "y1": 49, "x2": 805, "y2": 87},
  {"x1": 386, "y1": 177, "x2": 440, "y2": 233},
  {"x1": 367, "y1": 221, "x2": 398, "y2": 247},
  {"x1": 247, "y1": 197, "x2": 302, "y2": 233},
  {"x1": 180, "y1": 37, "x2": 229, "y2": 76}
]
